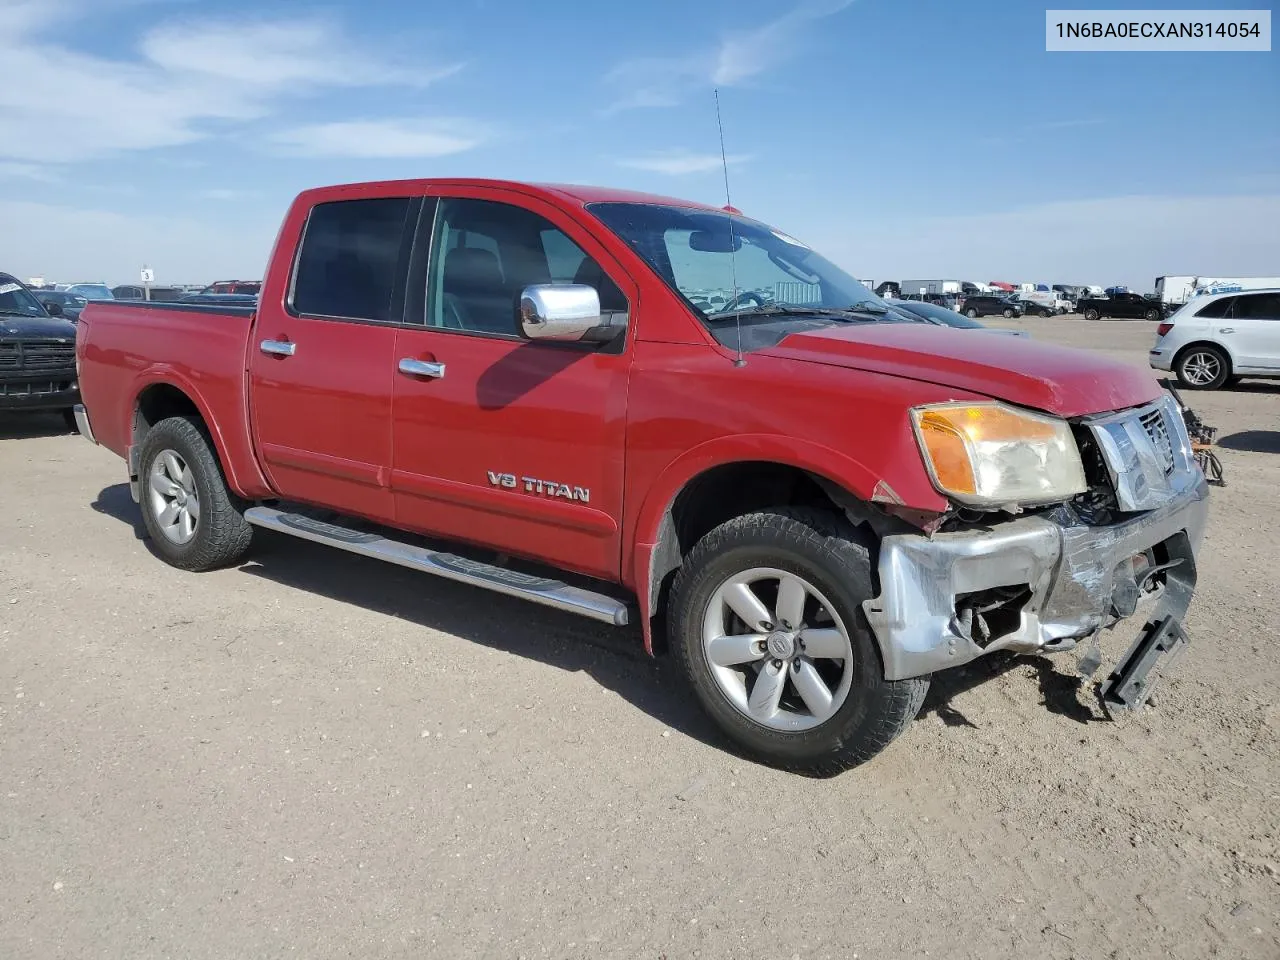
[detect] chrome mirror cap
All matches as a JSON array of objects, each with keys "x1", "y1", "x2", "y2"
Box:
[{"x1": 520, "y1": 284, "x2": 601, "y2": 341}]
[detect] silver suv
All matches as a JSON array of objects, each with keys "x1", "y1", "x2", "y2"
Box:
[{"x1": 1149, "y1": 288, "x2": 1280, "y2": 389}]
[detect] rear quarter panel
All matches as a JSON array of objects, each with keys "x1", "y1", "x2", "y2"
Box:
[{"x1": 77, "y1": 303, "x2": 273, "y2": 498}]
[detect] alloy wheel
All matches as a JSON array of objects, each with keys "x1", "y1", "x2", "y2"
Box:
[
  {"x1": 148, "y1": 449, "x2": 201, "y2": 544},
  {"x1": 702, "y1": 567, "x2": 855, "y2": 732}
]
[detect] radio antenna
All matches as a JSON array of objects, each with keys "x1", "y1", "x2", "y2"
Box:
[{"x1": 714, "y1": 88, "x2": 745, "y2": 367}]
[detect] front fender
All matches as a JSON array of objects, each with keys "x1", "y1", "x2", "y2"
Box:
[{"x1": 627, "y1": 433, "x2": 947, "y2": 653}]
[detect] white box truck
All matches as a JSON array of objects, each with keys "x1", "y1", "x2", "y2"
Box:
[
  {"x1": 899, "y1": 280, "x2": 963, "y2": 296},
  {"x1": 1156, "y1": 275, "x2": 1280, "y2": 305}
]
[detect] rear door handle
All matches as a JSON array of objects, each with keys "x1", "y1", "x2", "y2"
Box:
[
  {"x1": 260, "y1": 339, "x2": 296, "y2": 357},
  {"x1": 1219, "y1": 327, "x2": 1235, "y2": 334},
  {"x1": 398, "y1": 358, "x2": 446, "y2": 379}
]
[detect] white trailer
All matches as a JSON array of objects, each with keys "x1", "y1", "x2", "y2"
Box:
[
  {"x1": 1157, "y1": 275, "x2": 1280, "y2": 304},
  {"x1": 899, "y1": 279, "x2": 962, "y2": 296}
]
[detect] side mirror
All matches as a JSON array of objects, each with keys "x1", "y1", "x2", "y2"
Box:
[
  {"x1": 520, "y1": 284, "x2": 601, "y2": 341},
  {"x1": 44, "y1": 301, "x2": 63, "y2": 316}
]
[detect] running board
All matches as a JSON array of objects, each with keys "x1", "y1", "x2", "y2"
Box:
[{"x1": 244, "y1": 506, "x2": 629, "y2": 627}]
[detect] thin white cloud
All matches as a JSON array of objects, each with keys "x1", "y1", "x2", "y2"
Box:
[
  {"x1": 270, "y1": 120, "x2": 489, "y2": 159},
  {"x1": 618, "y1": 151, "x2": 751, "y2": 175},
  {"x1": 603, "y1": 0, "x2": 854, "y2": 114},
  {"x1": 0, "y1": 4, "x2": 467, "y2": 164},
  {"x1": 0, "y1": 162, "x2": 56, "y2": 182}
]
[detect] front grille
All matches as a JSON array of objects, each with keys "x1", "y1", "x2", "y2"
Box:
[
  {"x1": 0, "y1": 380, "x2": 73, "y2": 397},
  {"x1": 0, "y1": 340, "x2": 75, "y2": 372},
  {"x1": 1140, "y1": 408, "x2": 1175, "y2": 476}
]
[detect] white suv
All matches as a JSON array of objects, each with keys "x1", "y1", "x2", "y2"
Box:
[{"x1": 1149, "y1": 288, "x2": 1280, "y2": 389}]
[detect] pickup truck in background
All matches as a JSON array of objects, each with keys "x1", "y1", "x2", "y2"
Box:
[
  {"x1": 74, "y1": 179, "x2": 1209, "y2": 773},
  {"x1": 1078, "y1": 291, "x2": 1168, "y2": 322},
  {"x1": 1, "y1": 272, "x2": 80, "y2": 427}
]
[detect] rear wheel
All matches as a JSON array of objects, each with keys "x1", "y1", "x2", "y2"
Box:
[
  {"x1": 965, "y1": 308, "x2": 979, "y2": 319},
  {"x1": 669, "y1": 508, "x2": 929, "y2": 774},
  {"x1": 1175, "y1": 345, "x2": 1230, "y2": 390},
  {"x1": 137, "y1": 416, "x2": 253, "y2": 570},
  {"x1": 1145, "y1": 308, "x2": 1161, "y2": 322},
  {"x1": 1084, "y1": 308, "x2": 1100, "y2": 321},
  {"x1": 1002, "y1": 308, "x2": 1015, "y2": 319}
]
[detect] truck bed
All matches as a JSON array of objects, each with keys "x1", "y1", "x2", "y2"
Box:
[{"x1": 77, "y1": 299, "x2": 272, "y2": 498}]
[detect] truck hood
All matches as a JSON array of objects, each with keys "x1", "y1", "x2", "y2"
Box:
[
  {"x1": 762, "y1": 322, "x2": 1162, "y2": 418},
  {"x1": 0, "y1": 314, "x2": 77, "y2": 340}
]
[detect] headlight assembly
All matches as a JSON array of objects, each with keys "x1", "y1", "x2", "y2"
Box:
[{"x1": 911, "y1": 402, "x2": 1087, "y2": 508}]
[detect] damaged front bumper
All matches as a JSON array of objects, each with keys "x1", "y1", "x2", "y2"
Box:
[{"x1": 863, "y1": 471, "x2": 1209, "y2": 683}]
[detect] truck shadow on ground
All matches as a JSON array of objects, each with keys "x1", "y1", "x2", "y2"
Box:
[
  {"x1": 0, "y1": 412, "x2": 76, "y2": 441},
  {"x1": 1217, "y1": 430, "x2": 1280, "y2": 454},
  {"x1": 918, "y1": 651, "x2": 1099, "y2": 727},
  {"x1": 90, "y1": 481, "x2": 1104, "y2": 773}
]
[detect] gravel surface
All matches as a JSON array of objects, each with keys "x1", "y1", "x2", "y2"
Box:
[{"x1": 2, "y1": 317, "x2": 1277, "y2": 959}]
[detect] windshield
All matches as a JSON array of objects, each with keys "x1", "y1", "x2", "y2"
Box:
[
  {"x1": 68, "y1": 284, "x2": 113, "y2": 300},
  {"x1": 0, "y1": 278, "x2": 49, "y2": 317},
  {"x1": 587, "y1": 202, "x2": 885, "y2": 325}
]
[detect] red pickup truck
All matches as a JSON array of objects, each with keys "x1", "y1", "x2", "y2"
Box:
[{"x1": 74, "y1": 179, "x2": 1209, "y2": 772}]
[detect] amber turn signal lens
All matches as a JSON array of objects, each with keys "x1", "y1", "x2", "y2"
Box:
[{"x1": 916, "y1": 412, "x2": 977, "y2": 496}]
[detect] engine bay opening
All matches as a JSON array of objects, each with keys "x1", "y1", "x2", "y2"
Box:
[{"x1": 954, "y1": 586, "x2": 1034, "y2": 648}]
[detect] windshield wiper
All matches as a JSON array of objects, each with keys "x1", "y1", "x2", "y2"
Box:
[
  {"x1": 0, "y1": 309, "x2": 42, "y2": 317},
  {"x1": 705, "y1": 303, "x2": 888, "y2": 323}
]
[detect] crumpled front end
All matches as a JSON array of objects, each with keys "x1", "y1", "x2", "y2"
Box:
[{"x1": 863, "y1": 393, "x2": 1209, "y2": 691}]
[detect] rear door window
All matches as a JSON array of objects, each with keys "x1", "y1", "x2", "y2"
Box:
[
  {"x1": 292, "y1": 198, "x2": 414, "y2": 322},
  {"x1": 1194, "y1": 296, "x2": 1236, "y2": 319}
]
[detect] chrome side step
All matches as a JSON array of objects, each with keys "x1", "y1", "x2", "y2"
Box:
[{"x1": 244, "y1": 506, "x2": 630, "y2": 627}]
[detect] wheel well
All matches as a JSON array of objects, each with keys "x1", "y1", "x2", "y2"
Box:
[
  {"x1": 130, "y1": 384, "x2": 207, "y2": 487},
  {"x1": 645, "y1": 461, "x2": 869, "y2": 654},
  {"x1": 135, "y1": 383, "x2": 202, "y2": 438},
  {"x1": 671, "y1": 462, "x2": 835, "y2": 554},
  {"x1": 1172, "y1": 339, "x2": 1231, "y2": 373}
]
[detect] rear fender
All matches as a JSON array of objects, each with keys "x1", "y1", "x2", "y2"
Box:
[{"x1": 127, "y1": 365, "x2": 274, "y2": 501}]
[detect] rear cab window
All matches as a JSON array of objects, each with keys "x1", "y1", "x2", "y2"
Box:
[{"x1": 291, "y1": 197, "x2": 415, "y2": 322}]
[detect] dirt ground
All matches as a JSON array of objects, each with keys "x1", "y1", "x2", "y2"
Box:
[{"x1": 2, "y1": 317, "x2": 1277, "y2": 959}]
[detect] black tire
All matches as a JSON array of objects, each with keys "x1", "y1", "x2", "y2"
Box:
[
  {"x1": 1084, "y1": 308, "x2": 1100, "y2": 321},
  {"x1": 1174, "y1": 344, "x2": 1231, "y2": 390},
  {"x1": 669, "y1": 508, "x2": 929, "y2": 775},
  {"x1": 137, "y1": 416, "x2": 253, "y2": 571},
  {"x1": 1002, "y1": 308, "x2": 1015, "y2": 319},
  {"x1": 1145, "y1": 308, "x2": 1161, "y2": 322},
  {"x1": 964, "y1": 308, "x2": 979, "y2": 319}
]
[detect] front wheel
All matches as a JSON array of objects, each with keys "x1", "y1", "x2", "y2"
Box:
[
  {"x1": 1145, "y1": 308, "x2": 1161, "y2": 322},
  {"x1": 1084, "y1": 308, "x2": 1100, "y2": 321},
  {"x1": 669, "y1": 509, "x2": 929, "y2": 774},
  {"x1": 137, "y1": 416, "x2": 253, "y2": 571},
  {"x1": 965, "y1": 308, "x2": 979, "y2": 319},
  {"x1": 1002, "y1": 308, "x2": 1015, "y2": 319}
]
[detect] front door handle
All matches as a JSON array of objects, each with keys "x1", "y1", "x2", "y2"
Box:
[
  {"x1": 260, "y1": 339, "x2": 296, "y2": 357},
  {"x1": 398, "y1": 358, "x2": 446, "y2": 379}
]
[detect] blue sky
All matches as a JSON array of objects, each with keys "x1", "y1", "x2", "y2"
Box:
[{"x1": 0, "y1": 0, "x2": 1276, "y2": 290}]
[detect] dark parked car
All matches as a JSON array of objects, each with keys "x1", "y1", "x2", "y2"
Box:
[
  {"x1": 0, "y1": 272, "x2": 79, "y2": 427},
  {"x1": 889, "y1": 298, "x2": 1028, "y2": 336},
  {"x1": 112, "y1": 285, "x2": 194, "y2": 302},
  {"x1": 199, "y1": 280, "x2": 262, "y2": 296},
  {"x1": 961, "y1": 295, "x2": 1023, "y2": 319},
  {"x1": 33, "y1": 290, "x2": 88, "y2": 322},
  {"x1": 1078, "y1": 291, "x2": 1167, "y2": 322}
]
